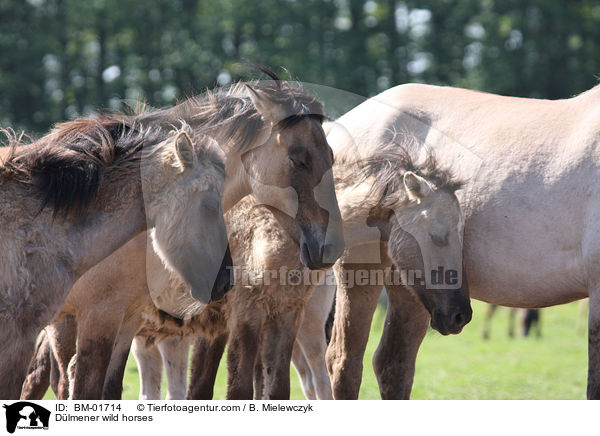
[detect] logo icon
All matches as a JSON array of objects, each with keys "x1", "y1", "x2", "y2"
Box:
[{"x1": 3, "y1": 402, "x2": 50, "y2": 433}]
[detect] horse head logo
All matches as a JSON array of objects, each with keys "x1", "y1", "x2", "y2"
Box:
[{"x1": 3, "y1": 402, "x2": 50, "y2": 433}]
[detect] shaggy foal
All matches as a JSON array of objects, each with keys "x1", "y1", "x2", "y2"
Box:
[{"x1": 132, "y1": 137, "x2": 468, "y2": 400}]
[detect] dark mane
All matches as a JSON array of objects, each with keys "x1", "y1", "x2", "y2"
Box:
[
  {"x1": 132, "y1": 65, "x2": 325, "y2": 152},
  {"x1": 356, "y1": 137, "x2": 464, "y2": 207},
  {"x1": 1, "y1": 118, "x2": 163, "y2": 217}
]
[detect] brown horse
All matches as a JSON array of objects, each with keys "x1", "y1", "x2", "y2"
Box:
[
  {"x1": 21, "y1": 69, "x2": 343, "y2": 400},
  {"x1": 0, "y1": 122, "x2": 230, "y2": 399}
]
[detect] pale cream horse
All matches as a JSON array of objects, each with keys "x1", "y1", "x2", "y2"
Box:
[
  {"x1": 21, "y1": 70, "x2": 344, "y2": 400},
  {"x1": 325, "y1": 82, "x2": 600, "y2": 399},
  {"x1": 0, "y1": 121, "x2": 229, "y2": 399}
]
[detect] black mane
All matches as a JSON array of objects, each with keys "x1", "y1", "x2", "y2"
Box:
[{"x1": 1, "y1": 119, "x2": 163, "y2": 217}]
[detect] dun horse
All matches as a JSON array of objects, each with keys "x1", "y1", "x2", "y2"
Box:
[
  {"x1": 325, "y1": 82, "x2": 600, "y2": 399},
  {"x1": 117, "y1": 135, "x2": 471, "y2": 400},
  {"x1": 21, "y1": 69, "x2": 344, "y2": 399},
  {"x1": 0, "y1": 122, "x2": 230, "y2": 399}
]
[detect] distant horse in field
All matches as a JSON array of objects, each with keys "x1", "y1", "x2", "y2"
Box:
[
  {"x1": 21, "y1": 68, "x2": 344, "y2": 400},
  {"x1": 482, "y1": 305, "x2": 541, "y2": 340},
  {"x1": 324, "y1": 82, "x2": 600, "y2": 399},
  {"x1": 0, "y1": 122, "x2": 230, "y2": 399}
]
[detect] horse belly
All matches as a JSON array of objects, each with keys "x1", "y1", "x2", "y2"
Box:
[{"x1": 463, "y1": 215, "x2": 587, "y2": 307}]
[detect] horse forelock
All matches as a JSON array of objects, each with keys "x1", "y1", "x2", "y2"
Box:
[{"x1": 353, "y1": 136, "x2": 464, "y2": 209}]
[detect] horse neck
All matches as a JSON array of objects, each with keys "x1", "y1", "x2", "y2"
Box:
[
  {"x1": 68, "y1": 172, "x2": 147, "y2": 277},
  {"x1": 218, "y1": 129, "x2": 271, "y2": 212},
  {"x1": 221, "y1": 151, "x2": 251, "y2": 212}
]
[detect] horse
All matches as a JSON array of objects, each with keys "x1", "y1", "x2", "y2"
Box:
[
  {"x1": 20, "y1": 68, "x2": 344, "y2": 400},
  {"x1": 482, "y1": 305, "x2": 541, "y2": 340},
  {"x1": 122, "y1": 134, "x2": 471, "y2": 400},
  {"x1": 0, "y1": 122, "x2": 230, "y2": 399},
  {"x1": 324, "y1": 82, "x2": 600, "y2": 399},
  {"x1": 119, "y1": 196, "x2": 320, "y2": 400}
]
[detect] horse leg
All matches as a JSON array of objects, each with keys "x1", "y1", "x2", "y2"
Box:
[
  {"x1": 71, "y1": 311, "x2": 123, "y2": 399},
  {"x1": 102, "y1": 314, "x2": 143, "y2": 399},
  {"x1": 253, "y1": 354, "x2": 264, "y2": 400},
  {"x1": 131, "y1": 336, "x2": 163, "y2": 400},
  {"x1": 291, "y1": 344, "x2": 316, "y2": 399},
  {"x1": 508, "y1": 308, "x2": 517, "y2": 338},
  {"x1": 372, "y1": 284, "x2": 430, "y2": 399},
  {"x1": 226, "y1": 322, "x2": 260, "y2": 400},
  {"x1": 326, "y1": 262, "x2": 383, "y2": 399},
  {"x1": 296, "y1": 337, "x2": 333, "y2": 400},
  {"x1": 157, "y1": 336, "x2": 191, "y2": 400},
  {"x1": 259, "y1": 311, "x2": 302, "y2": 400},
  {"x1": 46, "y1": 315, "x2": 77, "y2": 399},
  {"x1": 20, "y1": 330, "x2": 52, "y2": 400},
  {"x1": 186, "y1": 332, "x2": 228, "y2": 399},
  {"x1": 482, "y1": 304, "x2": 497, "y2": 340},
  {"x1": 67, "y1": 354, "x2": 76, "y2": 399},
  {"x1": 49, "y1": 346, "x2": 60, "y2": 396},
  {"x1": 293, "y1": 281, "x2": 336, "y2": 400},
  {"x1": 0, "y1": 307, "x2": 50, "y2": 400},
  {"x1": 535, "y1": 310, "x2": 542, "y2": 338},
  {"x1": 21, "y1": 317, "x2": 77, "y2": 400},
  {"x1": 523, "y1": 309, "x2": 541, "y2": 338}
]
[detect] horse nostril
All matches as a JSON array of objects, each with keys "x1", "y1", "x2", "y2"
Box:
[{"x1": 453, "y1": 312, "x2": 465, "y2": 326}]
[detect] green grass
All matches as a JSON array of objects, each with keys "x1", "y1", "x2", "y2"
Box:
[{"x1": 43, "y1": 300, "x2": 588, "y2": 400}]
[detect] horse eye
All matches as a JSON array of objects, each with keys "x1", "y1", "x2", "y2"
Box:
[
  {"x1": 289, "y1": 143, "x2": 310, "y2": 170},
  {"x1": 430, "y1": 232, "x2": 449, "y2": 247},
  {"x1": 290, "y1": 156, "x2": 309, "y2": 170}
]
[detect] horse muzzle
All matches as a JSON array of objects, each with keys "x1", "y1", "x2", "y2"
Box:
[
  {"x1": 299, "y1": 231, "x2": 344, "y2": 270},
  {"x1": 429, "y1": 292, "x2": 472, "y2": 335},
  {"x1": 210, "y1": 245, "x2": 233, "y2": 302}
]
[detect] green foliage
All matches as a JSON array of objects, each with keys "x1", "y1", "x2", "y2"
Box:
[{"x1": 3, "y1": 0, "x2": 600, "y2": 135}]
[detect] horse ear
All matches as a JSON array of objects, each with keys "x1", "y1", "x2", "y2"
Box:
[
  {"x1": 404, "y1": 171, "x2": 431, "y2": 200},
  {"x1": 174, "y1": 131, "x2": 197, "y2": 171},
  {"x1": 245, "y1": 84, "x2": 286, "y2": 125}
]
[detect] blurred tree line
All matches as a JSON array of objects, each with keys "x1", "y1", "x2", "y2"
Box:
[{"x1": 1, "y1": 0, "x2": 600, "y2": 134}]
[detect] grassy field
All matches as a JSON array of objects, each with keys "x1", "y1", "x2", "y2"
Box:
[{"x1": 43, "y1": 300, "x2": 588, "y2": 400}]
